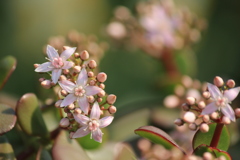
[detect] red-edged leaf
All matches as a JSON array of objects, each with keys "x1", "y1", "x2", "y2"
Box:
[
  {"x1": 0, "y1": 104, "x2": 16, "y2": 135},
  {"x1": 135, "y1": 126, "x2": 185, "y2": 154},
  {"x1": 194, "y1": 144, "x2": 232, "y2": 160}
]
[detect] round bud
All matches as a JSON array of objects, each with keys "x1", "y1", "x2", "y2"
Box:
[
  {"x1": 67, "y1": 103, "x2": 75, "y2": 110},
  {"x1": 108, "y1": 105, "x2": 117, "y2": 114},
  {"x1": 89, "y1": 80, "x2": 96, "y2": 86},
  {"x1": 202, "y1": 115, "x2": 210, "y2": 123},
  {"x1": 99, "y1": 83, "x2": 105, "y2": 89},
  {"x1": 97, "y1": 72, "x2": 107, "y2": 83},
  {"x1": 222, "y1": 116, "x2": 231, "y2": 125},
  {"x1": 63, "y1": 69, "x2": 70, "y2": 75},
  {"x1": 183, "y1": 112, "x2": 196, "y2": 123},
  {"x1": 55, "y1": 100, "x2": 63, "y2": 108},
  {"x1": 197, "y1": 101, "x2": 206, "y2": 109},
  {"x1": 73, "y1": 66, "x2": 81, "y2": 73},
  {"x1": 39, "y1": 78, "x2": 45, "y2": 82},
  {"x1": 41, "y1": 80, "x2": 51, "y2": 89},
  {"x1": 88, "y1": 71, "x2": 94, "y2": 77},
  {"x1": 235, "y1": 108, "x2": 240, "y2": 117},
  {"x1": 59, "y1": 118, "x2": 70, "y2": 128},
  {"x1": 203, "y1": 152, "x2": 212, "y2": 160},
  {"x1": 98, "y1": 90, "x2": 106, "y2": 97},
  {"x1": 181, "y1": 75, "x2": 193, "y2": 88},
  {"x1": 226, "y1": 79, "x2": 235, "y2": 88},
  {"x1": 59, "y1": 75, "x2": 67, "y2": 81},
  {"x1": 61, "y1": 90, "x2": 68, "y2": 96},
  {"x1": 34, "y1": 63, "x2": 40, "y2": 68},
  {"x1": 97, "y1": 98, "x2": 102, "y2": 103},
  {"x1": 80, "y1": 50, "x2": 89, "y2": 60},
  {"x1": 188, "y1": 123, "x2": 197, "y2": 131},
  {"x1": 202, "y1": 91, "x2": 210, "y2": 99},
  {"x1": 218, "y1": 155, "x2": 227, "y2": 160},
  {"x1": 174, "y1": 118, "x2": 184, "y2": 126},
  {"x1": 74, "y1": 108, "x2": 82, "y2": 114},
  {"x1": 87, "y1": 96, "x2": 95, "y2": 103},
  {"x1": 210, "y1": 112, "x2": 219, "y2": 120},
  {"x1": 213, "y1": 76, "x2": 224, "y2": 87},
  {"x1": 163, "y1": 95, "x2": 179, "y2": 108},
  {"x1": 107, "y1": 94, "x2": 117, "y2": 104},
  {"x1": 74, "y1": 52, "x2": 80, "y2": 58},
  {"x1": 200, "y1": 123, "x2": 209, "y2": 133},
  {"x1": 186, "y1": 97, "x2": 195, "y2": 105},
  {"x1": 88, "y1": 60, "x2": 97, "y2": 69}
]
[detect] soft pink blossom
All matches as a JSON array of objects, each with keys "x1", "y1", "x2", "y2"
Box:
[
  {"x1": 201, "y1": 83, "x2": 240, "y2": 121},
  {"x1": 72, "y1": 102, "x2": 114, "y2": 142},
  {"x1": 59, "y1": 68, "x2": 102, "y2": 114},
  {"x1": 35, "y1": 45, "x2": 76, "y2": 83}
]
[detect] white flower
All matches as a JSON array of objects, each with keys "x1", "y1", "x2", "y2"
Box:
[
  {"x1": 35, "y1": 45, "x2": 76, "y2": 83},
  {"x1": 72, "y1": 102, "x2": 114, "y2": 143},
  {"x1": 59, "y1": 68, "x2": 102, "y2": 114},
  {"x1": 201, "y1": 83, "x2": 240, "y2": 121}
]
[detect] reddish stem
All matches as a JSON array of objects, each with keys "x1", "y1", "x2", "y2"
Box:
[{"x1": 210, "y1": 123, "x2": 224, "y2": 148}]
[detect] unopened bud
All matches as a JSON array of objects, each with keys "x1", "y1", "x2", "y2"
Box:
[
  {"x1": 87, "y1": 96, "x2": 95, "y2": 103},
  {"x1": 97, "y1": 72, "x2": 107, "y2": 83},
  {"x1": 67, "y1": 113, "x2": 73, "y2": 118},
  {"x1": 198, "y1": 101, "x2": 206, "y2": 109},
  {"x1": 188, "y1": 123, "x2": 197, "y2": 131},
  {"x1": 74, "y1": 108, "x2": 82, "y2": 114},
  {"x1": 98, "y1": 90, "x2": 106, "y2": 97},
  {"x1": 200, "y1": 123, "x2": 209, "y2": 133},
  {"x1": 61, "y1": 90, "x2": 68, "y2": 96},
  {"x1": 214, "y1": 76, "x2": 224, "y2": 87},
  {"x1": 63, "y1": 69, "x2": 70, "y2": 75},
  {"x1": 88, "y1": 71, "x2": 94, "y2": 77},
  {"x1": 34, "y1": 63, "x2": 40, "y2": 68},
  {"x1": 164, "y1": 95, "x2": 179, "y2": 108},
  {"x1": 108, "y1": 105, "x2": 117, "y2": 114},
  {"x1": 235, "y1": 108, "x2": 240, "y2": 117},
  {"x1": 181, "y1": 75, "x2": 193, "y2": 88},
  {"x1": 80, "y1": 50, "x2": 89, "y2": 60},
  {"x1": 55, "y1": 100, "x2": 63, "y2": 108},
  {"x1": 222, "y1": 116, "x2": 231, "y2": 125},
  {"x1": 174, "y1": 118, "x2": 184, "y2": 126},
  {"x1": 39, "y1": 78, "x2": 45, "y2": 82},
  {"x1": 59, "y1": 75, "x2": 67, "y2": 81},
  {"x1": 99, "y1": 83, "x2": 105, "y2": 89},
  {"x1": 202, "y1": 115, "x2": 210, "y2": 123},
  {"x1": 41, "y1": 80, "x2": 51, "y2": 89},
  {"x1": 88, "y1": 60, "x2": 97, "y2": 69},
  {"x1": 74, "y1": 52, "x2": 80, "y2": 58},
  {"x1": 97, "y1": 98, "x2": 102, "y2": 103},
  {"x1": 107, "y1": 94, "x2": 117, "y2": 104},
  {"x1": 73, "y1": 66, "x2": 81, "y2": 73},
  {"x1": 210, "y1": 112, "x2": 219, "y2": 120},
  {"x1": 59, "y1": 118, "x2": 70, "y2": 128},
  {"x1": 183, "y1": 112, "x2": 196, "y2": 123},
  {"x1": 89, "y1": 80, "x2": 96, "y2": 86},
  {"x1": 186, "y1": 97, "x2": 195, "y2": 105},
  {"x1": 67, "y1": 103, "x2": 75, "y2": 110},
  {"x1": 218, "y1": 155, "x2": 227, "y2": 160},
  {"x1": 226, "y1": 79, "x2": 235, "y2": 88},
  {"x1": 203, "y1": 152, "x2": 212, "y2": 160},
  {"x1": 203, "y1": 91, "x2": 210, "y2": 99}
]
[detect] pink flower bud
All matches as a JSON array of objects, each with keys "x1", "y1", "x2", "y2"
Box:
[
  {"x1": 226, "y1": 79, "x2": 235, "y2": 88},
  {"x1": 197, "y1": 101, "x2": 206, "y2": 109},
  {"x1": 59, "y1": 118, "x2": 70, "y2": 128},
  {"x1": 99, "y1": 83, "x2": 105, "y2": 89},
  {"x1": 34, "y1": 63, "x2": 40, "y2": 68},
  {"x1": 183, "y1": 112, "x2": 196, "y2": 123},
  {"x1": 174, "y1": 118, "x2": 184, "y2": 126},
  {"x1": 97, "y1": 72, "x2": 107, "y2": 83},
  {"x1": 87, "y1": 71, "x2": 94, "y2": 77},
  {"x1": 200, "y1": 123, "x2": 209, "y2": 133},
  {"x1": 202, "y1": 115, "x2": 210, "y2": 123},
  {"x1": 41, "y1": 80, "x2": 51, "y2": 89},
  {"x1": 59, "y1": 75, "x2": 67, "y2": 81},
  {"x1": 61, "y1": 90, "x2": 68, "y2": 96},
  {"x1": 89, "y1": 80, "x2": 96, "y2": 86},
  {"x1": 107, "y1": 94, "x2": 117, "y2": 104},
  {"x1": 74, "y1": 52, "x2": 80, "y2": 58},
  {"x1": 186, "y1": 97, "x2": 195, "y2": 105},
  {"x1": 213, "y1": 76, "x2": 224, "y2": 87},
  {"x1": 98, "y1": 90, "x2": 106, "y2": 97},
  {"x1": 210, "y1": 112, "x2": 219, "y2": 120},
  {"x1": 235, "y1": 108, "x2": 240, "y2": 117},
  {"x1": 188, "y1": 123, "x2": 197, "y2": 131},
  {"x1": 39, "y1": 78, "x2": 45, "y2": 82},
  {"x1": 74, "y1": 108, "x2": 82, "y2": 114},
  {"x1": 67, "y1": 103, "x2": 75, "y2": 110},
  {"x1": 203, "y1": 152, "x2": 213, "y2": 160},
  {"x1": 67, "y1": 113, "x2": 73, "y2": 118},
  {"x1": 163, "y1": 95, "x2": 179, "y2": 108},
  {"x1": 80, "y1": 50, "x2": 89, "y2": 60},
  {"x1": 63, "y1": 69, "x2": 70, "y2": 75},
  {"x1": 202, "y1": 91, "x2": 210, "y2": 99},
  {"x1": 97, "y1": 98, "x2": 102, "y2": 103},
  {"x1": 88, "y1": 60, "x2": 97, "y2": 69},
  {"x1": 181, "y1": 75, "x2": 193, "y2": 88},
  {"x1": 222, "y1": 116, "x2": 231, "y2": 125},
  {"x1": 108, "y1": 105, "x2": 117, "y2": 114},
  {"x1": 87, "y1": 96, "x2": 95, "y2": 103}
]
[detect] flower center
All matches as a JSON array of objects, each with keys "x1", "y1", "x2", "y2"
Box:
[
  {"x1": 74, "y1": 86, "x2": 85, "y2": 97},
  {"x1": 51, "y1": 57, "x2": 64, "y2": 68},
  {"x1": 215, "y1": 96, "x2": 228, "y2": 107},
  {"x1": 88, "y1": 119, "x2": 99, "y2": 131}
]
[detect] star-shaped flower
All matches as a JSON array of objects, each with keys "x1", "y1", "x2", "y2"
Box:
[
  {"x1": 59, "y1": 68, "x2": 102, "y2": 114},
  {"x1": 35, "y1": 45, "x2": 76, "y2": 83},
  {"x1": 201, "y1": 83, "x2": 240, "y2": 121},
  {"x1": 72, "y1": 102, "x2": 114, "y2": 142}
]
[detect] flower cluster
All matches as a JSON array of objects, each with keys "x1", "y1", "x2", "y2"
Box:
[
  {"x1": 34, "y1": 45, "x2": 117, "y2": 142},
  {"x1": 174, "y1": 76, "x2": 240, "y2": 133},
  {"x1": 106, "y1": 0, "x2": 206, "y2": 58}
]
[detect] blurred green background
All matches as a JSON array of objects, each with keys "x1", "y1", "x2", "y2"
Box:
[{"x1": 1, "y1": 0, "x2": 240, "y2": 159}]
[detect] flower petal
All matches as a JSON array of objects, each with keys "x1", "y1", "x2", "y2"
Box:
[
  {"x1": 60, "y1": 94, "x2": 77, "y2": 107},
  {"x1": 92, "y1": 128, "x2": 103, "y2": 143},
  {"x1": 207, "y1": 83, "x2": 222, "y2": 99},
  {"x1": 60, "y1": 47, "x2": 76, "y2": 60},
  {"x1": 201, "y1": 102, "x2": 218, "y2": 115},
  {"x1": 78, "y1": 96, "x2": 89, "y2": 114},
  {"x1": 99, "y1": 116, "x2": 114, "y2": 128},
  {"x1": 62, "y1": 61, "x2": 74, "y2": 69},
  {"x1": 51, "y1": 69, "x2": 62, "y2": 84},
  {"x1": 73, "y1": 113, "x2": 89, "y2": 126},
  {"x1": 77, "y1": 68, "x2": 88, "y2": 86},
  {"x1": 47, "y1": 45, "x2": 59, "y2": 60},
  {"x1": 59, "y1": 80, "x2": 75, "y2": 93},
  {"x1": 224, "y1": 87, "x2": 240, "y2": 102},
  {"x1": 222, "y1": 104, "x2": 236, "y2": 122},
  {"x1": 72, "y1": 126, "x2": 91, "y2": 138},
  {"x1": 35, "y1": 62, "x2": 52, "y2": 72},
  {"x1": 85, "y1": 86, "x2": 102, "y2": 96},
  {"x1": 90, "y1": 102, "x2": 101, "y2": 120}
]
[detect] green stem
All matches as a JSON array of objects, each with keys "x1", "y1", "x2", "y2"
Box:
[{"x1": 210, "y1": 123, "x2": 224, "y2": 148}]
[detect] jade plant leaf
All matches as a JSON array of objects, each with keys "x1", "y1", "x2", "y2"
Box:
[
  {"x1": 134, "y1": 126, "x2": 185, "y2": 154},
  {"x1": 114, "y1": 143, "x2": 137, "y2": 160},
  {"x1": 16, "y1": 93, "x2": 48, "y2": 138},
  {"x1": 192, "y1": 123, "x2": 230, "y2": 151},
  {"x1": 194, "y1": 144, "x2": 232, "y2": 160},
  {"x1": 0, "y1": 104, "x2": 17, "y2": 135},
  {"x1": 0, "y1": 135, "x2": 16, "y2": 160},
  {"x1": 52, "y1": 130, "x2": 91, "y2": 160},
  {"x1": 0, "y1": 56, "x2": 17, "y2": 90},
  {"x1": 36, "y1": 146, "x2": 52, "y2": 160}
]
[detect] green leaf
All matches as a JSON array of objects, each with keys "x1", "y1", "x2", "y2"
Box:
[
  {"x1": 42, "y1": 105, "x2": 60, "y2": 132},
  {"x1": 194, "y1": 144, "x2": 232, "y2": 160},
  {"x1": 0, "y1": 56, "x2": 17, "y2": 90},
  {"x1": 52, "y1": 130, "x2": 91, "y2": 160},
  {"x1": 134, "y1": 126, "x2": 185, "y2": 154},
  {"x1": 114, "y1": 143, "x2": 137, "y2": 160},
  {"x1": 0, "y1": 135, "x2": 16, "y2": 160},
  {"x1": 192, "y1": 123, "x2": 230, "y2": 151},
  {"x1": 0, "y1": 104, "x2": 16, "y2": 135},
  {"x1": 36, "y1": 146, "x2": 52, "y2": 160},
  {"x1": 16, "y1": 93, "x2": 48, "y2": 138}
]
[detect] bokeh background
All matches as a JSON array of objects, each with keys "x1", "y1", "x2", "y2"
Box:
[{"x1": 1, "y1": 0, "x2": 240, "y2": 159}]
